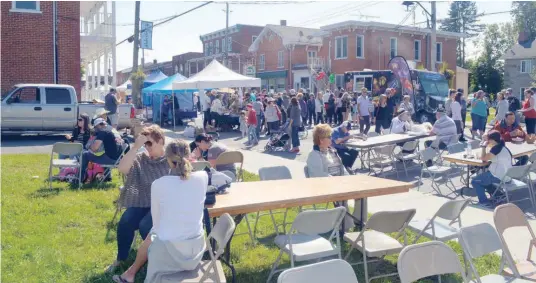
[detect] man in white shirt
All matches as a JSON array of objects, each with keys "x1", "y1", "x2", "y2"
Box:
[
  {"x1": 202, "y1": 91, "x2": 212, "y2": 128},
  {"x1": 391, "y1": 110, "x2": 411, "y2": 134},
  {"x1": 356, "y1": 88, "x2": 373, "y2": 134}
]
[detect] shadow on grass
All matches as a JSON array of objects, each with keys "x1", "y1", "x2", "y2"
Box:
[{"x1": 28, "y1": 187, "x2": 61, "y2": 198}]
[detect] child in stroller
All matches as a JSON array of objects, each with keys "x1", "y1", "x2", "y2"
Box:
[{"x1": 264, "y1": 121, "x2": 291, "y2": 151}]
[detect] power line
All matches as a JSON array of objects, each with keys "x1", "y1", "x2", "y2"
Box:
[
  {"x1": 295, "y1": 1, "x2": 378, "y2": 27},
  {"x1": 116, "y1": 1, "x2": 213, "y2": 47}
]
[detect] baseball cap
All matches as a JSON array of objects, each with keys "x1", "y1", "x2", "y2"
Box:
[
  {"x1": 93, "y1": 118, "x2": 107, "y2": 126},
  {"x1": 246, "y1": 103, "x2": 253, "y2": 108}
]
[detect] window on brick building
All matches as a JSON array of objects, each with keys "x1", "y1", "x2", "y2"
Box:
[
  {"x1": 215, "y1": 40, "x2": 220, "y2": 54},
  {"x1": 252, "y1": 36, "x2": 257, "y2": 44},
  {"x1": 259, "y1": 54, "x2": 265, "y2": 70},
  {"x1": 356, "y1": 35, "x2": 364, "y2": 58},
  {"x1": 277, "y1": 51, "x2": 284, "y2": 68},
  {"x1": 227, "y1": 37, "x2": 232, "y2": 52},
  {"x1": 436, "y1": 42, "x2": 443, "y2": 63},
  {"x1": 520, "y1": 60, "x2": 532, "y2": 73},
  {"x1": 11, "y1": 1, "x2": 40, "y2": 13},
  {"x1": 9, "y1": 87, "x2": 40, "y2": 104},
  {"x1": 335, "y1": 75, "x2": 344, "y2": 89},
  {"x1": 414, "y1": 40, "x2": 421, "y2": 61},
  {"x1": 222, "y1": 38, "x2": 226, "y2": 52},
  {"x1": 45, "y1": 88, "x2": 71, "y2": 104},
  {"x1": 390, "y1": 38, "x2": 397, "y2": 59},
  {"x1": 208, "y1": 42, "x2": 213, "y2": 55},
  {"x1": 335, "y1": 36, "x2": 348, "y2": 59}
]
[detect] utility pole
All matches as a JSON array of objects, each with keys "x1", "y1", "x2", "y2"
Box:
[
  {"x1": 430, "y1": 1, "x2": 437, "y2": 71},
  {"x1": 133, "y1": 1, "x2": 141, "y2": 72},
  {"x1": 132, "y1": 1, "x2": 141, "y2": 108},
  {"x1": 224, "y1": 2, "x2": 229, "y2": 67}
]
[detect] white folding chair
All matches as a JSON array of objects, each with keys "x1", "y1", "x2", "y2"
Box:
[
  {"x1": 408, "y1": 199, "x2": 469, "y2": 244},
  {"x1": 494, "y1": 203, "x2": 536, "y2": 280},
  {"x1": 417, "y1": 147, "x2": 457, "y2": 196},
  {"x1": 459, "y1": 223, "x2": 529, "y2": 283},
  {"x1": 255, "y1": 166, "x2": 293, "y2": 237},
  {"x1": 397, "y1": 241, "x2": 467, "y2": 283},
  {"x1": 491, "y1": 165, "x2": 534, "y2": 208},
  {"x1": 369, "y1": 144, "x2": 398, "y2": 177},
  {"x1": 98, "y1": 142, "x2": 130, "y2": 187},
  {"x1": 214, "y1": 151, "x2": 244, "y2": 182},
  {"x1": 48, "y1": 142, "x2": 84, "y2": 190},
  {"x1": 266, "y1": 207, "x2": 347, "y2": 283},
  {"x1": 394, "y1": 140, "x2": 420, "y2": 177},
  {"x1": 344, "y1": 209, "x2": 416, "y2": 283},
  {"x1": 162, "y1": 213, "x2": 236, "y2": 283},
  {"x1": 277, "y1": 259, "x2": 358, "y2": 283}
]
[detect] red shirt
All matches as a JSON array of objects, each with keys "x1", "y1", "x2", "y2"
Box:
[
  {"x1": 247, "y1": 109, "x2": 257, "y2": 126},
  {"x1": 523, "y1": 98, "x2": 536, "y2": 118}
]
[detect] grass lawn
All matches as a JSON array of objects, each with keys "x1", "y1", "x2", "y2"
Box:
[{"x1": 2, "y1": 154, "x2": 501, "y2": 282}]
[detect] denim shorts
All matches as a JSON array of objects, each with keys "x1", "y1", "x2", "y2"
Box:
[{"x1": 471, "y1": 113, "x2": 487, "y2": 132}]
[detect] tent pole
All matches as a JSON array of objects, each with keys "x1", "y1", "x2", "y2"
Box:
[{"x1": 173, "y1": 92, "x2": 176, "y2": 131}]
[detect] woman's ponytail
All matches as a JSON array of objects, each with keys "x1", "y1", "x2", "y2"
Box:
[{"x1": 165, "y1": 140, "x2": 193, "y2": 180}]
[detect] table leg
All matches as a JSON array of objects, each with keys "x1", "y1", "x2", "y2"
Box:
[{"x1": 359, "y1": 198, "x2": 364, "y2": 230}]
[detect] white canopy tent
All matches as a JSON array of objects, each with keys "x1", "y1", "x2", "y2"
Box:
[
  {"x1": 172, "y1": 59, "x2": 260, "y2": 90},
  {"x1": 116, "y1": 79, "x2": 131, "y2": 91}
]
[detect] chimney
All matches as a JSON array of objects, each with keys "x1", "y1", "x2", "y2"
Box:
[
  {"x1": 280, "y1": 20, "x2": 286, "y2": 26},
  {"x1": 153, "y1": 59, "x2": 157, "y2": 64}
]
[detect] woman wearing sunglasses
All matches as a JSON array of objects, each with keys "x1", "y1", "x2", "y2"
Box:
[
  {"x1": 114, "y1": 140, "x2": 209, "y2": 283},
  {"x1": 106, "y1": 125, "x2": 170, "y2": 274},
  {"x1": 60, "y1": 113, "x2": 91, "y2": 159}
]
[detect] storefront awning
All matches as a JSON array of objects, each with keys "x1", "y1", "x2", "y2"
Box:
[{"x1": 256, "y1": 70, "x2": 287, "y2": 79}]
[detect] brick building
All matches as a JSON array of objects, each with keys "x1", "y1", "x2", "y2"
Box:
[
  {"x1": 318, "y1": 21, "x2": 462, "y2": 89},
  {"x1": 1, "y1": 1, "x2": 81, "y2": 97},
  {"x1": 249, "y1": 21, "x2": 323, "y2": 91},
  {"x1": 172, "y1": 52, "x2": 204, "y2": 77},
  {"x1": 186, "y1": 24, "x2": 264, "y2": 76},
  {"x1": 248, "y1": 20, "x2": 463, "y2": 91}
]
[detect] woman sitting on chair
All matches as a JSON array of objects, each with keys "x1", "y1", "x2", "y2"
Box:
[
  {"x1": 113, "y1": 140, "x2": 208, "y2": 283},
  {"x1": 306, "y1": 123, "x2": 349, "y2": 177},
  {"x1": 193, "y1": 133, "x2": 236, "y2": 176},
  {"x1": 106, "y1": 125, "x2": 170, "y2": 276}
]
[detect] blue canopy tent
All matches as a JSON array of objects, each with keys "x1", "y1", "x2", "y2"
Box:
[
  {"x1": 143, "y1": 70, "x2": 168, "y2": 89},
  {"x1": 142, "y1": 73, "x2": 197, "y2": 125}
]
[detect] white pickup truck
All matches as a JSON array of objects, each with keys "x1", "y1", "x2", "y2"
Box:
[{"x1": 1, "y1": 84, "x2": 134, "y2": 135}]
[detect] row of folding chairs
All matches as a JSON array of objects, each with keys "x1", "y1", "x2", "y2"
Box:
[{"x1": 274, "y1": 202, "x2": 536, "y2": 283}]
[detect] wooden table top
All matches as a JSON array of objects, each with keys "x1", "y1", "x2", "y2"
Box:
[
  {"x1": 207, "y1": 175, "x2": 412, "y2": 217},
  {"x1": 443, "y1": 142, "x2": 536, "y2": 167},
  {"x1": 345, "y1": 133, "x2": 429, "y2": 149}
]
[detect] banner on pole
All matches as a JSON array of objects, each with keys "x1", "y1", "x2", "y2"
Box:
[
  {"x1": 140, "y1": 21, "x2": 153, "y2": 50},
  {"x1": 388, "y1": 56, "x2": 414, "y2": 97}
]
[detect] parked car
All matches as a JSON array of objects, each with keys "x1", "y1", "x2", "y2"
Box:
[{"x1": 1, "y1": 84, "x2": 134, "y2": 135}]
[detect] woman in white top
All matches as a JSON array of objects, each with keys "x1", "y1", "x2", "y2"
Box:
[
  {"x1": 113, "y1": 140, "x2": 208, "y2": 283},
  {"x1": 471, "y1": 131, "x2": 512, "y2": 208},
  {"x1": 450, "y1": 92, "x2": 463, "y2": 136},
  {"x1": 491, "y1": 91, "x2": 509, "y2": 126}
]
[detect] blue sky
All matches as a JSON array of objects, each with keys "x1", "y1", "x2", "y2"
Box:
[{"x1": 113, "y1": 1, "x2": 513, "y2": 71}]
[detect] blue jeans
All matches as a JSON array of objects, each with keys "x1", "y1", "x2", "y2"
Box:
[
  {"x1": 80, "y1": 151, "x2": 116, "y2": 181},
  {"x1": 256, "y1": 115, "x2": 262, "y2": 138},
  {"x1": 248, "y1": 125, "x2": 258, "y2": 144},
  {"x1": 471, "y1": 113, "x2": 487, "y2": 132},
  {"x1": 291, "y1": 126, "x2": 300, "y2": 148},
  {"x1": 117, "y1": 207, "x2": 152, "y2": 261},
  {"x1": 471, "y1": 171, "x2": 500, "y2": 204}
]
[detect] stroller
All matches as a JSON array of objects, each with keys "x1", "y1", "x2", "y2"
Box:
[{"x1": 264, "y1": 121, "x2": 291, "y2": 152}]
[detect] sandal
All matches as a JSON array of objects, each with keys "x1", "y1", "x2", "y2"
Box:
[{"x1": 112, "y1": 275, "x2": 133, "y2": 283}]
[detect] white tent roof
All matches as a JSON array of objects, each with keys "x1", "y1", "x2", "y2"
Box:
[
  {"x1": 172, "y1": 59, "x2": 260, "y2": 90},
  {"x1": 117, "y1": 79, "x2": 131, "y2": 91}
]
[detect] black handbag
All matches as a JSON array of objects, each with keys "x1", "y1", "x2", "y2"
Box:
[{"x1": 204, "y1": 167, "x2": 217, "y2": 205}]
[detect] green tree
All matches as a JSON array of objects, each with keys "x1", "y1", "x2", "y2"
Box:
[
  {"x1": 439, "y1": 1, "x2": 484, "y2": 67},
  {"x1": 511, "y1": 1, "x2": 536, "y2": 41},
  {"x1": 130, "y1": 68, "x2": 146, "y2": 109},
  {"x1": 468, "y1": 23, "x2": 516, "y2": 94}
]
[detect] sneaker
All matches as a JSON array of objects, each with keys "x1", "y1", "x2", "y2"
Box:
[{"x1": 478, "y1": 202, "x2": 494, "y2": 208}]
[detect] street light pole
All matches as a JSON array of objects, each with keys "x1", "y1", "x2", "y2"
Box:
[
  {"x1": 224, "y1": 2, "x2": 229, "y2": 67},
  {"x1": 430, "y1": 1, "x2": 437, "y2": 71}
]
